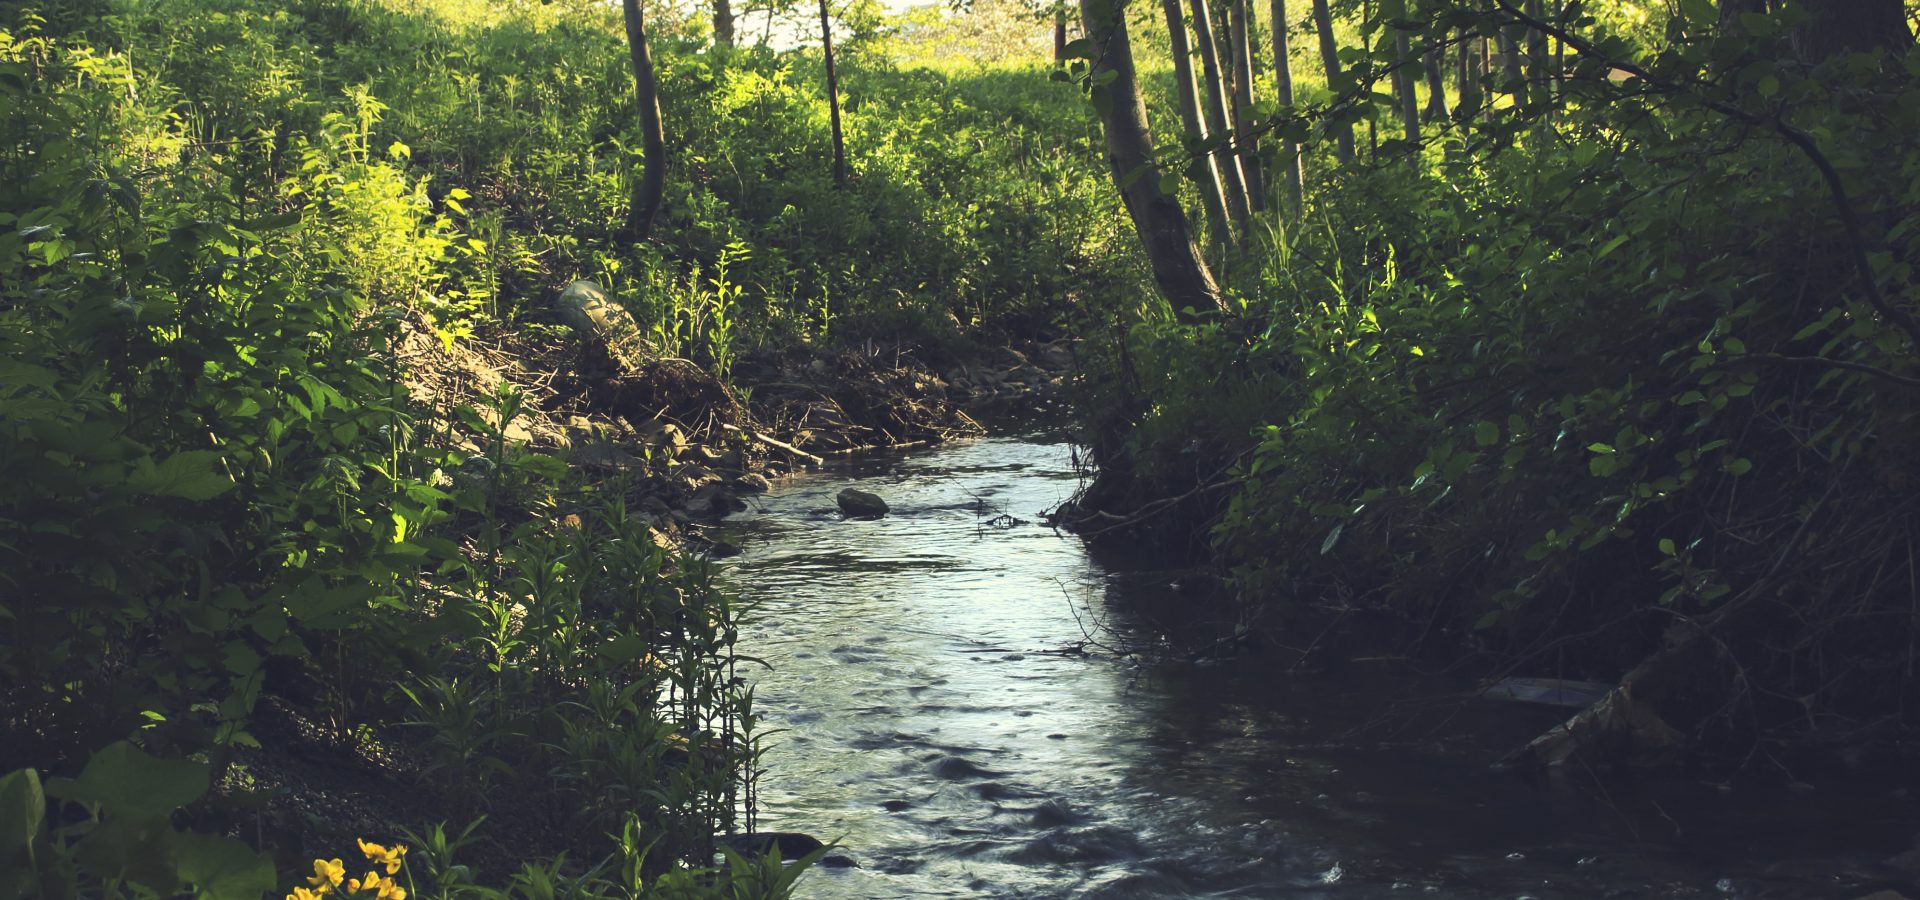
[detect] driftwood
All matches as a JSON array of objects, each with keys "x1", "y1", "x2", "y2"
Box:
[
  {"x1": 719, "y1": 423, "x2": 824, "y2": 467},
  {"x1": 1499, "y1": 618, "x2": 1742, "y2": 770}
]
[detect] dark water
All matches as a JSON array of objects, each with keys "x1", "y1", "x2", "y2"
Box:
[{"x1": 722, "y1": 436, "x2": 1915, "y2": 899}]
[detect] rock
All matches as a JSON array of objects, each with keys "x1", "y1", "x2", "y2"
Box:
[
  {"x1": 732, "y1": 472, "x2": 773, "y2": 494},
  {"x1": 634, "y1": 419, "x2": 688, "y2": 456},
  {"x1": 714, "y1": 832, "x2": 826, "y2": 861},
  {"x1": 687, "y1": 483, "x2": 745, "y2": 519},
  {"x1": 572, "y1": 442, "x2": 641, "y2": 470},
  {"x1": 671, "y1": 462, "x2": 723, "y2": 493},
  {"x1": 836, "y1": 488, "x2": 889, "y2": 519},
  {"x1": 1036, "y1": 341, "x2": 1075, "y2": 370},
  {"x1": 557, "y1": 280, "x2": 648, "y2": 372}
]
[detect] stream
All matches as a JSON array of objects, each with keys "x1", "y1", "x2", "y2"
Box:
[{"x1": 721, "y1": 435, "x2": 1914, "y2": 899}]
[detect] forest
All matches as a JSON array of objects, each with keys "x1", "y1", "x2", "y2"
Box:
[{"x1": 2, "y1": 0, "x2": 1918, "y2": 895}]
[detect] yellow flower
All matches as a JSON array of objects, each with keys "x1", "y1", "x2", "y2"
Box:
[
  {"x1": 344, "y1": 871, "x2": 407, "y2": 900},
  {"x1": 357, "y1": 839, "x2": 408, "y2": 875},
  {"x1": 307, "y1": 859, "x2": 345, "y2": 890},
  {"x1": 287, "y1": 889, "x2": 323, "y2": 900}
]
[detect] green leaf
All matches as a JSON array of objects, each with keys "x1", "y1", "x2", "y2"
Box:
[
  {"x1": 1724, "y1": 457, "x2": 1753, "y2": 476},
  {"x1": 1319, "y1": 522, "x2": 1344, "y2": 555},
  {"x1": 44, "y1": 742, "x2": 209, "y2": 820},
  {"x1": 0, "y1": 768, "x2": 45, "y2": 868},
  {"x1": 128, "y1": 451, "x2": 233, "y2": 501},
  {"x1": 1473, "y1": 420, "x2": 1499, "y2": 447},
  {"x1": 1658, "y1": 538, "x2": 1677, "y2": 556},
  {"x1": 175, "y1": 832, "x2": 275, "y2": 900}
]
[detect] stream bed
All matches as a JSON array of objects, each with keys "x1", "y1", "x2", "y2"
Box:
[{"x1": 721, "y1": 435, "x2": 1915, "y2": 899}]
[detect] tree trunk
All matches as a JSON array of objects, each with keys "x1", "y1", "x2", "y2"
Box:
[
  {"x1": 1718, "y1": 0, "x2": 1768, "y2": 32},
  {"x1": 1309, "y1": 0, "x2": 1353, "y2": 162},
  {"x1": 1267, "y1": 0, "x2": 1304, "y2": 208},
  {"x1": 1394, "y1": 27, "x2": 1419, "y2": 151},
  {"x1": 713, "y1": 0, "x2": 735, "y2": 47},
  {"x1": 1791, "y1": 0, "x2": 1912, "y2": 60},
  {"x1": 1457, "y1": 27, "x2": 1483, "y2": 120},
  {"x1": 1054, "y1": 6, "x2": 1068, "y2": 63},
  {"x1": 1227, "y1": 0, "x2": 1267, "y2": 212},
  {"x1": 818, "y1": 0, "x2": 848, "y2": 186},
  {"x1": 1422, "y1": 43, "x2": 1447, "y2": 121},
  {"x1": 1162, "y1": 0, "x2": 1234, "y2": 246},
  {"x1": 1498, "y1": 26, "x2": 1524, "y2": 88},
  {"x1": 1191, "y1": 0, "x2": 1252, "y2": 228},
  {"x1": 1524, "y1": 0, "x2": 1549, "y2": 85},
  {"x1": 622, "y1": 0, "x2": 666, "y2": 242},
  {"x1": 1077, "y1": 0, "x2": 1228, "y2": 322}
]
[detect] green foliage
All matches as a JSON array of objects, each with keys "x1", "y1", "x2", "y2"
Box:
[
  {"x1": 0, "y1": 9, "x2": 808, "y2": 896},
  {"x1": 1097, "y1": 1, "x2": 1920, "y2": 736}
]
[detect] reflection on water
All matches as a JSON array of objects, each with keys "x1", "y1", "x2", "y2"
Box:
[{"x1": 723, "y1": 437, "x2": 1914, "y2": 899}]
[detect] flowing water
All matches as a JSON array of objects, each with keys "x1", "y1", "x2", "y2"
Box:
[{"x1": 721, "y1": 435, "x2": 1914, "y2": 899}]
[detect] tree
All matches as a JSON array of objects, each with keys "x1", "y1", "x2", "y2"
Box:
[
  {"x1": 1423, "y1": 43, "x2": 1448, "y2": 121},
  {"x1": 1161, "y1": 0, "x2": 1234, "y2": 245},
  {"x1": 1077, "y1": 0, "x2": 1228, "y2": 321},
  {"x1": 1457, "y1": 27, "x2": 1483, "y2": 119},
  {"x1": 1309, "y1": 0, "x2": 1354, "y2": 162},
  {"x1": 1190, "y1": 0, "x2": 1252, "y2": 227},
  {"x1": 818, "y1": 0, "x2": 849, "y2": 186},
  {"x1": 1393, "y1": 26, "x2": 1419, "y2": 150},
  {"x1": 1790, "y1": 0, "x2": 1912, "y2": 61},
  {"x1": 1267, "y1": 0, "x2": 1304, "y2": 208},
  {"x1": 622, "y1": 0, "x2": 666, "y2": 241},
  {"x1": 1227, "y1": 0, "x2": 1267, "y2": 212},
  {"x1": 714, "y1": 0, "x2": 735, "y2": 47}
]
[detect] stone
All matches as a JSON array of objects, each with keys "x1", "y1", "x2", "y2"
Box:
[
  {"x1": 557, "y1": 280, "x2": 647, "y2": 371},
  {"x1": 634, "y1": 419, "x2": 688, "y2": 456},
  {"x1": 1036, "y1": 341, "x2": 1075, "y2": 370},
  {"x1": 687, "y1": 483, "x2": 746, "y2": 519},
  {"x1": 732, "y1": 472, "x2": 773, "y2": 494},
  {"x1": 836, "y1": 488, "x2": 889, "y2": 519}
]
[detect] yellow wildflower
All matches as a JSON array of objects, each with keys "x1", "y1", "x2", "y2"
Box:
[
  {"x1": 287, "y1": 889, "x2": 323, "y2": 900},
  {"x1": 357, "y1": 839, "x2": 408, "y2": 875},
  {"x1": 307, "y1": 859, "x2": 345, "y2": 890}
]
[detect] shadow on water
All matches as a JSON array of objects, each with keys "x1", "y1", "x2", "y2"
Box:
[{"x1": 720, "y1": 436, "x2": 1918, "y2": 899}]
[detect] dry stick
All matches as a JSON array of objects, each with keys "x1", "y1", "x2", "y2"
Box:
[
  {"x1": 1489, "y1": 0, "x2": 1920, "y2": 353},
  {"x1": 718, "y1": 422, "x2": 825, "y2": 466}
]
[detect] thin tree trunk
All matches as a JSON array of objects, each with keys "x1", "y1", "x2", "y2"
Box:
[
  {"x1": 818, "y1": 0, "x2": 848, "y2": 186},
  {"x1": 1192, "y1": 0, "x2": 1252, "y2": 226},
  {"x1": 1394, "y1": 27, "x2": 1419, "y2": 152},
  {"x1": 1162, "y1": 0, "x2": 1234, "y2": 246},
  {"x1": 1054, "y1": 6, "x2": 1068, "y2": 63},
  {"x1": 1524, "y1": 0, "x2": 1548, "y2": 85},
  {"x1": 1423, "y1": 43, "x2": 1447, "y2": 121},
  {"x1": 1078, "y1": 0, "x2": 1227, "y2": 322},
  {"x1": 713, "y1": 0, "x2": 735, "y2": 47},
  {"x1": 622, "y1": 0, "x2": 666, "y2": 241},
  {"x1": 1227, "y1": 0, "x2": 1267, "y2": 212},
  {"x1": 1268, "y1": 0, "x2": 1304, "y2": 208},
  {"x1": 1499, "y1": 26, "x2": 1524, "y2": 88},
  {"x1": 1457, "y1": 27, "x2": 1483, "y2": 120},
  {"x1": 1308, "y1": 0, "x2": 1353, "y2": 162}
]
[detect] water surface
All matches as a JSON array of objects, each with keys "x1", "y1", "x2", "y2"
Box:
[{"x1": 724, "y1": 436, "x2": 1914, "y2": 898}]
